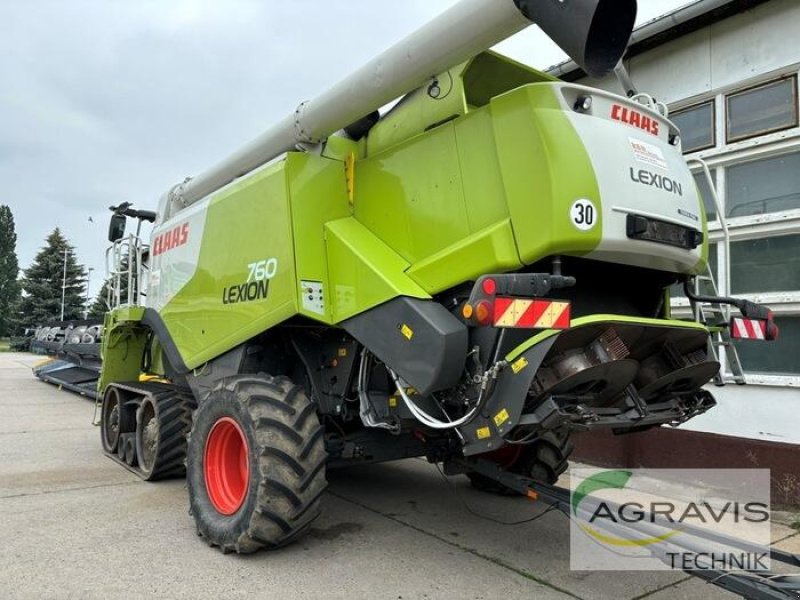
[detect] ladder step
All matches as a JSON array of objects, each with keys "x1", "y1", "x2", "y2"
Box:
[
  {"x1": 685, "y1": 159, "x2": 747, "y2": 386},
  {"x1": 686, "y1": 257, "x2": 747, "y2": 382}
]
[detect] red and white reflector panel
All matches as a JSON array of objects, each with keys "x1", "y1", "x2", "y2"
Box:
[
  {"x1": 493, "y1": 297, "x2": 571, "y2": 329},
  {"x1": 730, "y1": 317, "x2": 767, "y2": 340}
]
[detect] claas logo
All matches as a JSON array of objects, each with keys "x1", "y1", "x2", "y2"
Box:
[
  {"x1": 153, "y1": 223, "x2": 189, "y2": 256},
  {"x1": 611, "y1": 104, "x2": 660, "y2": 136}
]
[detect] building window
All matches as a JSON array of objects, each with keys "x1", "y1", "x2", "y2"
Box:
[
  {"x1": 671, "y1": 101, "x2": 715, "y2": 153},
  {"x1": 730, "y1": 234, "x2": 800, "y2": 294},
  {"x1": 669, "y1": 78, "x2": 800, "y2": 383},
  {"x1": 694, "y1": 171, "x2": 717, "y2": 221},
  {"x1": 726, "y1": 151, "x2": 800, "y2": 218},
  {"x1": 734, "y1": 316, "x2": 800, "y2": 376},
  {"x1": 726, "y1": 77, "x2": 798, "y2": 143}
]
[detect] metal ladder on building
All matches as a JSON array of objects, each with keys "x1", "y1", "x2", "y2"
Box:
[{"x1": 686, "y1": 158, "x2": 746, "y2": 385}]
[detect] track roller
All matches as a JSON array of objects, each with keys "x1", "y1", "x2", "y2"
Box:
[
  {"x1": 101, "y1": 386, "x2": 134, "y2": 454},
  {"x1": 121, "y1": 434, "x2": 137, "y2": 466}
]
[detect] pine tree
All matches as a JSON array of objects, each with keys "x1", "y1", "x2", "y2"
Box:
[
  {"x1": 18, "y1": 229, "x2": 87, "y2": 328},
  {"x1": 0, "y1": 205, "x2": 21, "y2": 336},
  {"x1": 88, "y1": 279, "x2": 111, "y2": 318}
]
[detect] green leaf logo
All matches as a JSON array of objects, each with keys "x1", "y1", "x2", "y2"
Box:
[
  {"x1": 572, "y1": 470, "x2": 632, "y2": 515},
  {"x1": 572, "y1": 470, "x2": 682, "y2": 547}
]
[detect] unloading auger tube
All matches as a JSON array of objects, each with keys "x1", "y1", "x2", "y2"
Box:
[{"x1": 161, "y1": 0, "x2": 636, "y2": 219}]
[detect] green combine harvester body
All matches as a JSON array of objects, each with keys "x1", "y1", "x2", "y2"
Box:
[
  {"x1": 89, "y1": 0, "x2": 777, "y2": 554},
  {"x1": 137, "y1": 54, "x2": 708, "y2": 366}
]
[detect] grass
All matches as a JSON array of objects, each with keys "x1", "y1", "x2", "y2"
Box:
[{"x1": 0, "y1": 339, "x2": 9, "y2": 352}]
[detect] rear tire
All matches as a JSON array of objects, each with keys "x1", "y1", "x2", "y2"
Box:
[
  {"x1": 523, "y1": 431, "x2": 574, "y2": 484},
  {"x1": 186, "y1": 375, "x2": 327, "y2": 554},
  {"x1": 467, "y1": 430, "x2": 573, "y2": 493}
]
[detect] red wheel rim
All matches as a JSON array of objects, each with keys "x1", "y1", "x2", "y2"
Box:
[
  {"x1": 484, "y1": 445, "x2": 522, "y2": 469},
  {"x1": 204, "y1": 417, "x2": 250, "y2": 515}
]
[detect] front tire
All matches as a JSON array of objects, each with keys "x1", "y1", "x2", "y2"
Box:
[{"x1": 186, "y1": 375, "x2": 327, "y2": 554}]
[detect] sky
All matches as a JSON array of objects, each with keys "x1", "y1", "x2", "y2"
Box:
[{"x1": 1, "y1": 0, "x2": 690, "y2": 299}]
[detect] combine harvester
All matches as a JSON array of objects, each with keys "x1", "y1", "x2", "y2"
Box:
[{"x1": 66, "y1": 0, "x2": 799, "y2": 594}]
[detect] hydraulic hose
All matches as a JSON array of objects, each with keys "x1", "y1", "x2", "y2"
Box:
[{"x1": 388, "y1": 362, "x2": 505, "y2": 431}]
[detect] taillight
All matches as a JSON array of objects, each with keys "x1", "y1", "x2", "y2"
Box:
[
  {"x1": 475, "y1": 300, "x2": 493, "y2": 326},
  {"x1": 462, "y1": 303, "x2": 474, "y2": 320},
  {"x1": 766, "y1": 315, "x2": 780, "y2": 341},
  {"x1": 463, "y1": 277, "x2": 497, "y2": 326},
  {"x1": 482, "y1": 278, "x2": 497, "y2": 295}
]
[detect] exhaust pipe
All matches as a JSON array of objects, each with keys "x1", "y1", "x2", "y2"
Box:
[{"x1": 163, "y1": 0, "x2": 636, "y2": 217}]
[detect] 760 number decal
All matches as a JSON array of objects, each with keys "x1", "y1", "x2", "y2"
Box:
[
  {"x1": 222, "y1": 258, "x2": 279, "y2": 305},
  {"x1": 247, "y1": 258, "x2": 278, "y2": 282}
]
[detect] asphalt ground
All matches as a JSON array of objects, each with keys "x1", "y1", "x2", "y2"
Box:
[{"x1": 1, "y1": 351, "x2": 798, "y2": 599}]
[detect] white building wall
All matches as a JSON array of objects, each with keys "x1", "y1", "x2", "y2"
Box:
[
  {"x1": 579, "y1": 0, "x2": 800, "y2": 104},
  {"x1": 626, "y1": 28, "x2": 713, "y2": 104},
  {"x1": 687, "y1": 384, "x2": 800, "y2": 443}
]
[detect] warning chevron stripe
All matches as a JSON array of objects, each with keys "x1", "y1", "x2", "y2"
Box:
[
  {"x1": 493, "y1": 297, "x2": 570, "y2": 329},
  {"x1": 731, "y1": 317, "x2": 766, "y2": 340}
]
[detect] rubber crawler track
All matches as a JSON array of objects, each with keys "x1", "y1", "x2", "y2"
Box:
[
  {"x1": 101, "y1": 382, "x2": 194, "y2": 481},
  {"x1": 136, "y1": 391, "x2": 195, "y2": 480}
]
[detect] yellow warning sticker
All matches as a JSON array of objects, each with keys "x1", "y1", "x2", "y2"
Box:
[
  {"x1": 493, "y1": 408, "x2": 510, "y2": 427},
  {"x1": 389, "y1": 396, "x2": 398, "y2": 408},
  {"x1": 511, "y1": 356, "x2": 528, "y2": 374},
  {"x1": 476, "y1": 427, "x2": 491, "y2": 440},
  {"x1": 338, "y1": 348, "x2": 347, "y2": 357},
  {"x1": 400, "y1": 324, "x2": 414, "y2": 340},
  {"x1": 345, "y1": 152, "x2": 356, "y2": 204}
]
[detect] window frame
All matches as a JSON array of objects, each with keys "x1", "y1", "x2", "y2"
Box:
[
  {"x1": 671, "y1": 99, "x2": 717, "y2": 154},
  {"x1": 725, "y1": 75, "x2": 799, "y2": 144},
  {"x1": 723, "y1": 147, "x2": 800, "y2": 220},
  {"x1": 728, "y1": 231, "x2": 800, "y2": 295}
]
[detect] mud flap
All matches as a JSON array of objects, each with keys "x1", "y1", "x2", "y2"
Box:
[
  {"x1": 342, "y1": 297, "x2": 467, "y2": 396},
  {"x1": 460, "y1": 336, "x2": 558, "y2": 456}
]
